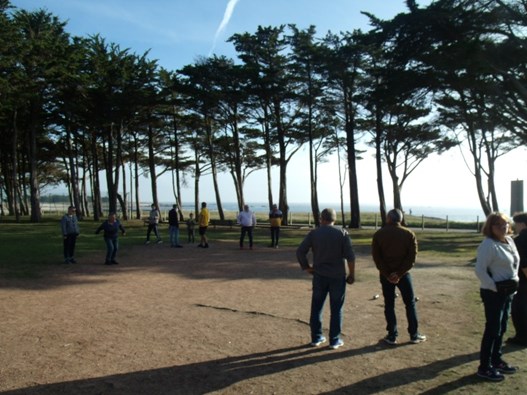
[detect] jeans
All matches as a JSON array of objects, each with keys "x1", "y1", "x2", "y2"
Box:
[
  {"x1": 169, "y1": 226, "x2": 180, "y2": 246},
  {"x1": 479, "y1": 288, "x2": 513, "y2": 370},
  {"x1": 104, "y1": 237, "x2": 118, "y2": 262},
  {"x1": 310, "y1": 273, "x2": 346, "y2": 343},
  {"x1": 240, "y1": 226, "x2": 254, "y2": 247},
  {"x1": 380, "y1": 273, "x2": 419, "y2": 337},
  {"x1": 270, "y1": 227, "x2": 280, "y2": 247},
  {"x1": 63, "y1": 234, "x2": 77, "y2": 261}
]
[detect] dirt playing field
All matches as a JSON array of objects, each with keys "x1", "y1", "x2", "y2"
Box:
[{"x1": 0, "y1": 237, "x2": 526, "y2": 394}]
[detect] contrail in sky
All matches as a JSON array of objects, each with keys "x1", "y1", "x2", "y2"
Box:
[{"x1": 209, "y1": 0, "x2": 241, "y2": 56}]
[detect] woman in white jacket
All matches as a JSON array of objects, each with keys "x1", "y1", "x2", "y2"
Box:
[{"x1": 475, "y1": 212, "x2": 520, "y2": 382}]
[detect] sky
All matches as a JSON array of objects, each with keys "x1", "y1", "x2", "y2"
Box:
[{"x1": 10, "y1": 0, "x2": 527, "y2": 214}]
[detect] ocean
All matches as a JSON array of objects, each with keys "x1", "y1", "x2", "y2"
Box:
[{"x1": 161, "y1": 202, "x2": 488, "y2": 223}]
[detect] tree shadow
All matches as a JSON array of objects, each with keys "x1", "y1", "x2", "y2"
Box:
[
  {"x1": 319, "y1": 351, "x2": 479, "y2": 394},
  {"x1": 1, "y1": 343, "x2": 383, "y2": 394},
  {"x1": 1, "y1": 345, "x2": 481, "y2": 395}
]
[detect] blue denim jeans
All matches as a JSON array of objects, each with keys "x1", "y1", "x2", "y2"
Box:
[
  {"x1": 310, "y1": 273, "x2": 347, "y2": 344},
  {"x1": 104, "y1": 237, "x2": 118, "y2": 262},
  {"x1": 479, "y1": 288, "x2": 513, "y2": 370},
  {"x1": 380, "y1": 273, "x2": 419, "y2": 338},
  {"x1": 169, "y1": 226, "x2": 180, "y2": 247}
]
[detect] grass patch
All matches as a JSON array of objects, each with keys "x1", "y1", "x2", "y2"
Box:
[{"x1": 0, "y1": 216, "x2": 484, "y2": 279}]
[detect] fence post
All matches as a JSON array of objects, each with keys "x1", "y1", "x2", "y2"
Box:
[{"x1": 421, "y1": 215, "x2": 424, "y2": 231}]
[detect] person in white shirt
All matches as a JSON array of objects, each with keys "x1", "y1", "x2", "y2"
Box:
[
  {"x1": 475, "y1": 212, "x2": 520, "y2": 382},
  {"x1": 237, "y1": 205, "x2": 256, "y2": 249}
]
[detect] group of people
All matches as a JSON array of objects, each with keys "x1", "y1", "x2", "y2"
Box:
[
  {"x1": 296, "y1": 207, "x2": 526, "y2": 383},
  {"x1": 296, "y1": 208, "x2": 425, "y2": 350},
  {"x1": 61, "y1": 203, "x2": 526, "y2": 383}
]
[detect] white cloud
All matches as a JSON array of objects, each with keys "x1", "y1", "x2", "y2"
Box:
[{"x1": 209, "y1": 0, "x2": 241, "y2": 56}]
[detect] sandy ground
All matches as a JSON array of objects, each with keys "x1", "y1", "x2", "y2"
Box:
[{"x1": 1, "y1": 238, "x2": 526, "y2": 394}]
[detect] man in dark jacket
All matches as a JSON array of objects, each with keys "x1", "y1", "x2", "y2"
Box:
[
  {"x1": 372, "y1": 208, "x2": 426, "y2": 345},
  {"x1": 509, "y1": 212, "x2": 527, "y2": 346},
  {"x1": 168, "y1": 204, "x2": 183, "y2": 248}
]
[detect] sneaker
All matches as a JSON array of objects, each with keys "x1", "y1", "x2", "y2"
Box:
[
  {"x1": 410, "y1": 334, "x2": 427, "y2": 344},
  {"x1": 329, "y1": 339, "x2": 344, "y2": 350},
  {"x1": 494, "y1": 361, "x2": 517, "y2": 374},
  {"x1": 145, "y1": 240, "x2": 151, "y2": 245},
  {"x1": 310, "y1": 336, "x2": 327, "y2": 347},
  {"x1": 477, "y1": 368, "x2": 505, "y2": 382},
  {"x1": 383, "y1": 335, "x2": 397, "y2": 345},
  {"x1": 111, "y1": 260, "x2": 119, "y2": 265},
  {"x1": 69, "y1": 258, "x2": 77, "y2": 264},
  {"x1": 156, "y1": 239, "x2": 163, "y2": 244}
]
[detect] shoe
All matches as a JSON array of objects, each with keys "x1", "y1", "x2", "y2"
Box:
[
  {"x1": 176, "y1": 245, "x2": 183, "y2": 248},
  {"x1": 111, "y1": 260, "x2": 119, "y2": 265},
  {"x1": 410, "y1": 334, "x2": 427, "y2": 344},
  {"x1": 477, "y1": 368, "x2": 505, "y2": 382},
  {"x1": 63, "y1": 259, "x2": 71, "y2": 264},
  {"x1": 69, "y1": 258, "x2": 77, "y2": 264},
  {"x1": 494, "y1": 361, "x2": 517, "y2": 374},
  {"x1": 145, "y1": 240, "x2": 151, "y2": 245},
  {"x1": 383, "y1": 335, "x2": 397, "y2": 345},
  {"x1": 310, "y1": 336, "x2": 327, "y2": 347},
  {"x1": 275, "y1": 245, "x2": 279, "y2": 249},
  {"x1": 156, "y1": 239, "x2": 163, "y2": 244},
  {"x1": 204, "y1": 243, "x2": 209, "y2": 248},
  {"x1": 197, "y1": 244, "x2": 203, "y2": 248},
  {"x1": 329, "y1": 339, "x2": 344, "y2": 350}
]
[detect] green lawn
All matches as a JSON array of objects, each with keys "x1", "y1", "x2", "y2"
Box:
[{"x1": 0, "y1": 215, "x2": 483, "y2": 278}]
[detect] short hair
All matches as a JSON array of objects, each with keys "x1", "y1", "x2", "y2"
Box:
[
  {"x1": 387, "y1": 209, "x2": 403, "y2": 223},
  {"x1": 481, "y1": 212, "x2": 512, "y2": 239},
  {"x1": 201, "y1": 202, "x2": 207, "y2": 207},
  {"x1": 320, "y1": 208, "x2": 336, "y2": 222},
  {"x1": 513, "y1": 212, "x2": 527, "y2": 225}
]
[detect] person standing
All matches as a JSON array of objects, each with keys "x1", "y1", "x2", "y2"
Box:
[
  {"x1": 372, "y1": 209, "x2": 426, "y2": 346},
  {"x1": 186, "y1": 213, "x2": 196, "y2": 243},
  {"x1": 509, "y1": 212, "x2": 527, "y2": 346},
  {"x1": 296, "y1": 208, "x2": 355, "y2": 350},
  {"x1": 475, "y1": 212, "x2": 520, "y2": 381},
  {"x1": 198, "y1": 202, "x2": 210, "y2": 248},
  {"x1": 237, "y1": 204, "x2": 257, "y2": 249},
  {"x1": 168, "y1": 204, "x2": 183, "y2": 248},
  {"x1": 269, "y1": 204, "x2": 283, "y2": 248},
  {"x1": 60, "y1": 205, "x2": 80, "y2": 264},
  {"x1": 95, "y1": 212, "x2": 126, "y2": 265},
  {"x1": 145, "y1": 204, "x2": 162, "y2": 245}
]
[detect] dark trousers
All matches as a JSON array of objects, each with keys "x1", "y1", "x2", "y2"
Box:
[
  {"x1": 380, "y1": 273, "x2": 419, "y2": 337},
  {"x1": 240, "y1": 226, "x2": 254, "y2": 247},
  {"x1": 146, "y1": 224, "x2": 160, "y2": 240},
  {"x1": 511, "y1": 282, "x2": 527, "y2": 343},
  {"x1": 479, "y1": 288, "x2": 512, "y2": 370},
  {"x1": 63, "y1": 234, "x2": 77, "y2": 260},
  {"x1": 270, "y1": 226, "x2": 280, "y2": 246}
]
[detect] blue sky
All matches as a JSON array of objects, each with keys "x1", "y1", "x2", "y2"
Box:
[
  {"x1": 10, "y1": 0, "x2": 431, "y2": 71},
  {"x1": 9, "y1": 0, "x2": 526, "y2": 214}
]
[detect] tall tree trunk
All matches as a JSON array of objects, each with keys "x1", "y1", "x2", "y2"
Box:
[
  {"x1": 147, "y1": 123, "x2": 159, "y2": 207},
  {"x1": 28, "y1": 105, "x2": 42, "y2": 223},
  {"x1": 375, "y1": 112, "x2": 387, "y2": 225}
]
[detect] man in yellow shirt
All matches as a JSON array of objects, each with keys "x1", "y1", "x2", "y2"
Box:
[{"x1": 198, "y1": 202, "x2": 210, "y2": 248}]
